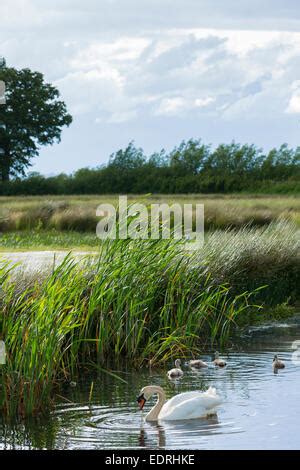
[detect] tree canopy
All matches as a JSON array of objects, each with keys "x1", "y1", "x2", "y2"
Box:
[
  {"x1": 0, "y1": 61, "x2": 72, "y2": 181},
  {"x1": 0, "y1": 139, "x2": 299, "y2": 195}
]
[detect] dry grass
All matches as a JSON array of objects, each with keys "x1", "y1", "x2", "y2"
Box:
[{"x1": 0, "y1": 194, "x2": 299, "y2": 236}]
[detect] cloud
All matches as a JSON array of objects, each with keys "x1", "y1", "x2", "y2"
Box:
[
  {"x1": 287, "y1": 82, "x2": 300, "y2": 114},
  {"x1": 195, "y1": 97, "x2": 215, "y2": 107},
  {"x1": 155, "y1": 97, "x2": 187, "y2": 116},
  {"x1": 155, "y1": 95, "x2": 215, "y2": 116},
  {"x1": 2, "y1": 1, "x2": 300, "y2": 33},
  {"x1": 145, "y1": 35, "x2": 225, "y2": 74},
  {"x1": 287, "y1": 94, "x2": 300, "y2": 113},
  {"x1": 0, "y1": 0, "x2": 300, "y2": 173}
]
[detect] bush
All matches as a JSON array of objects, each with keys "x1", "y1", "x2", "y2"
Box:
[{"x1": 0, "y1": 140, "x2": 299, "y2": 195}]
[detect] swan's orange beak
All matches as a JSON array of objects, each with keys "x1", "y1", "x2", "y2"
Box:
[{"x1": 137, "y1": 393, "x2": 146, "y2": 410}]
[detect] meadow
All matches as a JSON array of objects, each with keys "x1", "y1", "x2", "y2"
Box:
[{"x1": 0, "y1": 194, "x2": 299, "y2": 250}]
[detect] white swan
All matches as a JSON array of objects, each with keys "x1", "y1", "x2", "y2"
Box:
[
  {"x1": 167, "y1": 359, "x2": 183, "y2": 379},
  {"x1": 137, "y1": 385, "x2": 222, "y2": 422}
]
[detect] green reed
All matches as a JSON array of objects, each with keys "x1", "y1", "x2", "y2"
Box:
[{"x1": 1, "y1": 223, "x2": 298, "y2": 417}]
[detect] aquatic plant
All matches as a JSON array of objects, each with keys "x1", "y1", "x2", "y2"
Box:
[
  {"x1": 203, "y1": 220, "x2": 300, "y2": 305},
  {"x1": 0, "y1": 237, "x2": 258, "y2": 416},
  {"x1": 0, "y1": 220, "x2": 299, "y2": 417}
]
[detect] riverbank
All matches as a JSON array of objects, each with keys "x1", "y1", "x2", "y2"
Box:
[
  {"x1": 0, "y1": 221, "x2": 299, "y2": 417},
  {"x1": 0, "y1": 230, "x2": 99, "y2": 251}
]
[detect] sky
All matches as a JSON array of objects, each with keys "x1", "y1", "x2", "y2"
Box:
[{"x1": 0, "y1": 0, "x2": 300, "y2": 175}]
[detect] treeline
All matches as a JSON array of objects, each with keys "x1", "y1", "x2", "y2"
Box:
[{"x1": 0, "y1": 140, "x2": 299, "y2": 195}]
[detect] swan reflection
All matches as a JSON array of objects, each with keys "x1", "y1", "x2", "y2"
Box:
[{"x1": 138, "y1": 415, "x2": 220, "y2": 449}]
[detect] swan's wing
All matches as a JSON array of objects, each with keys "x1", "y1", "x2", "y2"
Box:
[
  {"x1": 165, "y1": 387, "x2": 218, "y2": 407},
  {"x1": 159, "y1": 388, "x2": 222, "y2": 421},
  {"x1": 163, "y1": 391, "x2": 203, "y2": 407}
]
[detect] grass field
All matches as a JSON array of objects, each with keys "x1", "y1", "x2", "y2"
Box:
[
  {"x1": 0, "y1": 194, "x2": 299, "y2": 249},
  {"x1": 0, "y1": 230, "x2": 99, "y2": 251}
]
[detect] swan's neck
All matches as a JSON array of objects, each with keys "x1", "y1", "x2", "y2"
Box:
[{"x1": 145, "y1": 388, "x2": 166, "y2": 422}]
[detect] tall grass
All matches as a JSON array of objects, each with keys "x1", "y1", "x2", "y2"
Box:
[
  {"x1": 0, "y1": 236, "x2": 260, "y2": 417},
  {"x1": 0, "y1": 221, "x2": 299, "y2": 417},
  {"x1": 0, "y1": 257, "x2": 85, "y2": 416},
  {"x1": 203, "y1": 220, "x2": 300, "y2": 305},
  {"x1": 1, "y1": 195, "x2": 299, "y2": 236}
]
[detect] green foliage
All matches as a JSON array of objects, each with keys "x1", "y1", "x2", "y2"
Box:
[
  {"x1": 0, "y1": 64, "x2": 72, "y2": 181},
  {"x1": 0, "y1": 139, "x2": 299, "y2": 194},
  {"x1": 0, "y1": 221, "x2": 299, "y2": 417},
  {"x1": 0, "y1": 237, "x2": 263, "y2": 416},
  {"x1": 0, "y1": 230, "x2": 98, "y2": 250}
]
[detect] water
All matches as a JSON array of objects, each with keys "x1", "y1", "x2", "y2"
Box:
[{"x1": 1, "y1": 316, "x2": 300, "y2": 450}]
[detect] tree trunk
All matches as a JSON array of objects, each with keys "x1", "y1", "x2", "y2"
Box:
[
  {"x1": 0, "y1": 125, "x2": 10, "y2": 181},
  {"x1": 0, "y1": 152, "x2": 11, "y2": 181}
]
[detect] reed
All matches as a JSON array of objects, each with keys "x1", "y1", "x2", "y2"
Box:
[
  {"x1": 0, "y1": 220, "x2": 299, "y2": 417},
  {"x1": 203, "y1": 220, "x2": 300, "y2": 305},
  {"x1": 0, "y1": 236, "x2": 260, "y2": 417}
]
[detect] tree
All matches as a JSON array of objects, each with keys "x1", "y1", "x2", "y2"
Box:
[
  {"x1": 108, "y1": 141, "x2": 146, "y2": 169},
  {"x1": 169, "y1": 139, "x2": 210, "y2": 176},
  {"x1": 262, "y1": 144, "x2": 300, "y2": 181},
  {"x1": 0, "y1": 61, "x2": 72, "y2": 181},
  {"x1": 202, "y1": 142, "x2": 264, "y2": 191}
]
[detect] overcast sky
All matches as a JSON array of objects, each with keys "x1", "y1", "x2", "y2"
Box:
[{"x1": 1, "y1": 0, "x2": 300, "y2": 175}]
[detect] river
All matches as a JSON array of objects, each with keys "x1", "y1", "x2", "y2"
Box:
[{"x1": 0, "y1": 315, "x2": 299, "y2": 450}]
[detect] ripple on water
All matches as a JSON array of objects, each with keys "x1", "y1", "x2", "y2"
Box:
[
  {"x1": 55, "y1": 403, "x2": 244, "y2": 450},
  {"x1": 1, "y1": 318, "x2": 299, "y2": 450}
]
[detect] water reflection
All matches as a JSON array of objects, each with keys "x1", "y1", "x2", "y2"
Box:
[
  {"x1": 0, "y1": 315, "x2": 299, "y2": 450},
  {"x1": 0, "y1": 415, "x2": 59, "y2": 450},
  {"x1": 138, "y1": 423, "x2": 166, "y2": 449},
  {"x1": 138, "y1": 416, "x2": 222, "y2": 449}
]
